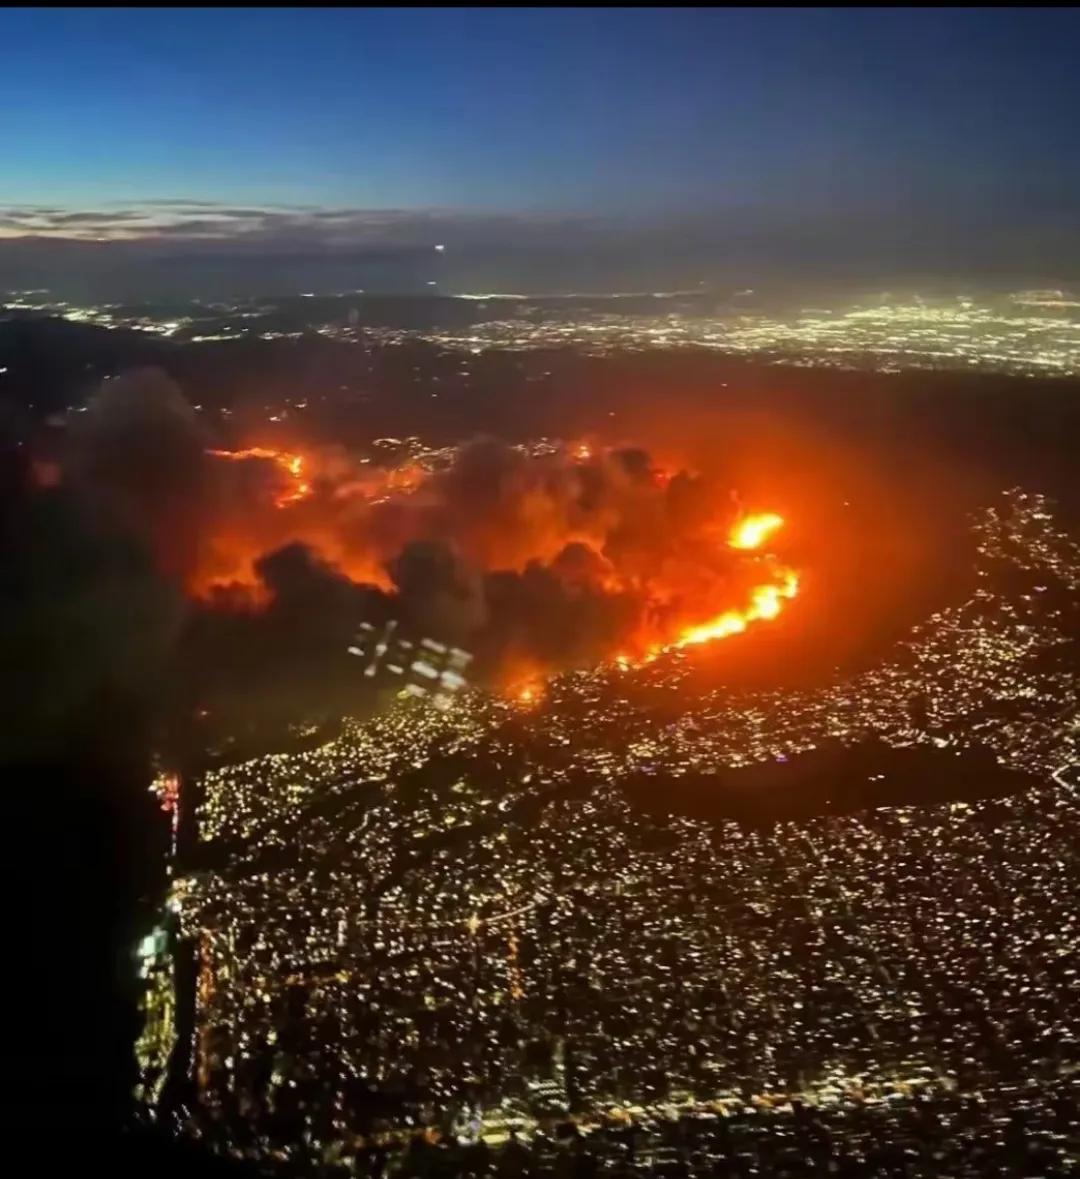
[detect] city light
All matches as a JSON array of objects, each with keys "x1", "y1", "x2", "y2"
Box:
[{"x1": 134, "y1": 490, "x2": 1080, "y2": 1167}]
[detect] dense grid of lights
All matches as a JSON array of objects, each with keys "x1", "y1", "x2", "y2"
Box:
[
  {"x1": 7, "y1": 289, "x2": 1080, "y2": 378},
  {"x1": 417, "y1": 295, "x2": 1080, "y2": 378},
  {"x1": 135, "y1": 490, "x2": 1080, "y2": 1174}
]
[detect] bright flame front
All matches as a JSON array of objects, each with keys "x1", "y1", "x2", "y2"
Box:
[
  {"x1": 729, "y1": 511, "x2": 784, "y2": 550},
  {"x1": 511, "y1": 511, "x2": 800, "y2": 703},
  {"x1": 665, "y1": 514, "x2": 797, "y2": 652}
]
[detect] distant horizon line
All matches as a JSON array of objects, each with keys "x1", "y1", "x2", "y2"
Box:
[{"x1": 4, "y1": 284, "x2": 1078, "y2": 311}]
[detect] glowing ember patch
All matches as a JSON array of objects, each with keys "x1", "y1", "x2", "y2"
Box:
[{"x1": 729, "y1": 512, "x2": 784, "y2": 550}]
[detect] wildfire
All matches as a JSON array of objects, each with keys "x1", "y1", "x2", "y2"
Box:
[
  {"x1": 200, "y1": 438, "x2": 800, "y2": 695},
  {"x1": 509, "y1": 680, "x2": 546, "y2": 707},
  {"x1": 665, "y1": 513, "x2": 797, "y2": 651},
  {"x1": 509, "y1": 512, "x2": 799, "y2": 703},
  {"x1": 729, "y1": 511, "x2": 784, "y2": 550},
  {"x1": 668, "y1": 568, "x2": 799, "y2": 651},
  {"x1": 206, "y1": 447, "x2": 313, "y2": 508}
]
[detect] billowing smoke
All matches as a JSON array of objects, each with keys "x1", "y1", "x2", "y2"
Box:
[
  {"x1": 389, "y1": 540, "x2": 487, "y2": 644},
  {"x1": 66, "y1": 368, "x2": 210, "y2": 579},
  {"x1": 186, "y1": 431, "x2": 781, "y2": 687},
  {"x1": 0, "y1": 396, "x2": 184, "y2": 763},
  {"x1": 45, "y1": 369, "x2": 795, "y2": 735}
]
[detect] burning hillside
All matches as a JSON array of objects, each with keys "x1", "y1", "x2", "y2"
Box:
[
  {"x1": 197, "y1": 441, "x2": 800, "y2": 684},
  {"x1": 62, "y1": 369, "x2": 801, "y2": 697}
]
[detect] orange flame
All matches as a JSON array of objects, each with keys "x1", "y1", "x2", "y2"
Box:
[
  {"x1": 669, "y1": 568, "x2": 799, "y2": 651},
  {"x1": 630, "y1": 514, "x2": 798, "y2": 665},
  {"x1": 729, "y1": 512, "x2": 784, "y2": 550},
  {"x1": 199, "y1": 441, "x2": 800, "y2": 686},
  {"x1": 509, "y1": 680, "x2": 546, "y2": 707},
  {"x1": 516, "y1": 513, "x2": 799, "y2": 696},
  {"x1": 207, "y1": 447, "x2": 313, "y2": 509}
]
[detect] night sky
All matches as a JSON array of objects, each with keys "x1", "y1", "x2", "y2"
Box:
[{"x1": 2, "y1": 7, "x2": 1079, "y2": 293}]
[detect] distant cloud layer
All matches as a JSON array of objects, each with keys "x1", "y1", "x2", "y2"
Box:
[
  {"x1": 2, "y1": 198, "x2": 1078, "y2": 302},
  {"x1": 0, "y1": 202, "x2": 650, "y2": 299},
  {"x1": 0, "y1": 201, "x2": 600, "y2": 251}
]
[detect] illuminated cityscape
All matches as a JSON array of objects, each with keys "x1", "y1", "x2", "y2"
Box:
[
  {"x1": 5, "y1": 290, "x2": 1080, "y2": 378},
  {"x1": 6, "y1": 8, "x2": 1080, "y2": 1174},
  {"x1": 136, "y1": 490, "x2": 1080, "y2": 1173},
  {"x1": 421, "y1": 294, "x2": 1080, "y2": 378}
]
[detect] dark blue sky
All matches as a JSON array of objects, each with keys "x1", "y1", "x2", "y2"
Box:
[{"x1": 2, "y1": 7, "x2": 1079, "y2": 291}]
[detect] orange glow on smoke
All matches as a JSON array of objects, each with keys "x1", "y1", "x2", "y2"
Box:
[
  {"x1": 206, "y1": 447, "x2": 313, "y2": 509},
  {"x1": 197, "y1": 444, "x2": 405, "y2": 598},
  {"x1": 200, "y1": 441, "x2": 801, "y2": 686},
  {"x1": 631, "y1": 516, "x2": 799, "y2": 665},
  {"x1": 511, "y1": 516, "x2": 799, "y2": 702}
]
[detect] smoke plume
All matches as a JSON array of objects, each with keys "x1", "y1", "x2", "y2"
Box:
[{"x1": 48, "y1": 369, "x2": 796, "y2": 730}]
